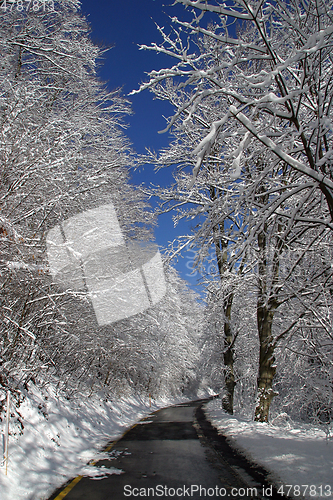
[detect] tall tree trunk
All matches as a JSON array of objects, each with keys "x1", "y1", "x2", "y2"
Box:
[
  {"x1": 254, "y1": 225, "x2": 281, "y2": 422},
  {"x1": 254, "y1": 300, "x2": 278, "y2": 422},
  {"x1": 210, "y1": 183, "x2": 236, "y2": 414},
  {"x1": 222, "y1": 292, "x2": 236, "y2": 414}
]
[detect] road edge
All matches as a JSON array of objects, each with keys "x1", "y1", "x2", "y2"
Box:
[{"x1": 195, "y1": 402, "x2": 292, "y2": 500}]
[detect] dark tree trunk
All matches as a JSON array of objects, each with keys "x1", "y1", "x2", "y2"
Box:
[
  {"x1": 209, "y1": 184, "x2": 237, "y2": 415},
  {"x1": 254, "y1": 225, "x2": 281, "y2": 422},
  {"x1": 222, "y1": 293, "x2": 236, "y2": 414},
  {"x1": 254, "y1": 300, "x2": 278, "y2": 422}
]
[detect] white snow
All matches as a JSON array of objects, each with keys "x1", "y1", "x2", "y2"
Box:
[
  {"x1": 205, "y1": 399, "x2": 333, "y2": 499},
  {"x1": 0, "y1": 383, "x2": 186, "y2": 500},
  {"x1": 2, "y1": 390, "x2": 332, "y2": 500}
]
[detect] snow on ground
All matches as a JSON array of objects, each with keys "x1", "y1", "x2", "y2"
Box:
[
  {"x1": 205, "y1": 399, "x2": 333, "y2": 499},
  {"x1": 3, "y1": 389, "x2": 331, "y2": 500},
  {"x1": 0, "y1": 382, "x2": 188, "y2": 500}
]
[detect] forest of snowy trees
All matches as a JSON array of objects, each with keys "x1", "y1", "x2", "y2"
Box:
[
  {"x1": 0, "y1": 0, "x2": 332, "y2": 432},
  {"x1": 0, "y1": 0, "x2": 203, "y2": 429},
  {"x1": 134, "y1": 0, "x2": 333, "y2": 422}
]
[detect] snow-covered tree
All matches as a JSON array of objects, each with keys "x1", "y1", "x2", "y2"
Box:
[
  {"x1": 113, "y1": 266, "x2": 204, "y2": 399},
  {"x1": 135, "y1": 0, "x2": 333, "y2": 225},
  {"x1": 133, "y1": 0, "x2": 333, "y2": 421},
  {"x1": 0, "y1": 2, "x2": 155, "y2": 402}
]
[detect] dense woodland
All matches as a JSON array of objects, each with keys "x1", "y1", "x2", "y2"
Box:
[{"x1": 0, "y1": 0, "x2": 332, "y2": 428}]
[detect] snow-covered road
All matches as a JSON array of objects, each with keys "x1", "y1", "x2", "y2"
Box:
[
  {"x1": 1, "y1": 390, "x2": 331, "y2": 500},
  {"x1": 47, "y1": 400, "x2": 281, "y2": 500}
]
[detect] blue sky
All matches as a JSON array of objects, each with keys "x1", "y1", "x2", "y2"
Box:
[{"x1": 79, "y1": 0, "x2": 203, "y2": 289}]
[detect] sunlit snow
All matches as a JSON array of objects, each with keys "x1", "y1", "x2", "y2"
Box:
[
  {"x1": 0, "y1": 383, "x2": 192, "y2": 500},
  {"x1": 205, "y1": 399, "x2": 333, "y2": 499}
]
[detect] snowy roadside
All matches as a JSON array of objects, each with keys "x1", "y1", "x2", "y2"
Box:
[
  {"x1": 0, "y1": 383, "x2": 190, "y2": 500},
  {"x1": 204, "y1": 399, "x2": 333, "y2": 500}
]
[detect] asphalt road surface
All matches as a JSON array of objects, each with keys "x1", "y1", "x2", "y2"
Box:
[{"x1": 49, "y1": 400, "x2": 284, "y2": 500}]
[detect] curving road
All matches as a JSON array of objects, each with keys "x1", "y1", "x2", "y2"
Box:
[{"x1": 48, "y1": 400, "x2": 284, "y2": 500}]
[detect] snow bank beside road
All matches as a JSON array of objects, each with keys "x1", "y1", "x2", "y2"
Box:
[
  {"x1": 205, "y1": 399, "x2": 333, "y2": 499},
  {"x1": 0, "y1": 384, "x2": 182, "y2": 500}
]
